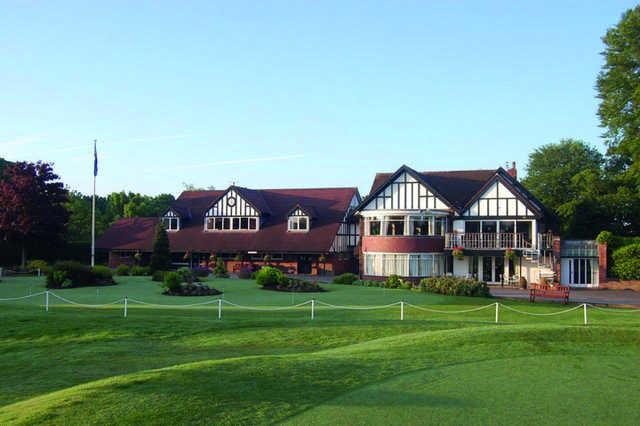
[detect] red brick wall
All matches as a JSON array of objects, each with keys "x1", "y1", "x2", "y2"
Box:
[{"x1": 362, "y1": 236, "x2": 444, "y2": 253}]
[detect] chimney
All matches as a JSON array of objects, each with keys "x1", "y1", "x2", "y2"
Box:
[{"x1": 507, "y1": 161, "x2": 517, "y2": 180}]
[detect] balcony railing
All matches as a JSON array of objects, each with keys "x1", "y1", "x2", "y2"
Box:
[{"x1": 445, "y1": 233, "x2": 533, "y2": 250}]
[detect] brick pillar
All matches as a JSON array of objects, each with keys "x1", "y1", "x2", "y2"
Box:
[
  {"x1": 598, "y1": 243, "x2": 608, "y2": 284},
  {"x1": 553, "y1": 236, "x2": 561, "y2": 283}
]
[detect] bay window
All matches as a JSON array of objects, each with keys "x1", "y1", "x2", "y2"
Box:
[{"x1": 364, "y1": 253, "x2": 446, "y2": 277}]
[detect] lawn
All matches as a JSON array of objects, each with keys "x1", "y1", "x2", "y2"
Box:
[{"x1": 0, "y1": 275, "x2": 639, "y2": 425}]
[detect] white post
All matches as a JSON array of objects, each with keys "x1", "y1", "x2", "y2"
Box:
[
  {"x1": 495, "y1": 302, "x2": 499, "y2": 323},
  {"x1": 37, "y1": 268, "x2": 41, "y2": 277},
  {"x1": 124, "y1": 296, "x2": 128, "y2": 318},
  {"x1": 400, "y1": 301, "x2": 404, "y2": 321},
  {"x1": 45, "y1": 291, "x2": 49, "y2": 312},
  {"x1": 311, "y1": 299, "x2": 315, "y2": 320},
  {"x1": 217, "y1": 299, "x2": 222, "y2": 320},
  {"x1": 583, "y1": 303, "x2": 588, "y2": 325}
]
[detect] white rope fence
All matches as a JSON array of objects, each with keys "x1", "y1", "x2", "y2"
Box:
[{"x1": 1, "y1": 291, "x2": 639, "y2": 324}]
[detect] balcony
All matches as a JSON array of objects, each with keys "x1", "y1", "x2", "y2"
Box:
[
  {"x1": 445, "y1": 233, "x2": 533, "y2": 250},
  {"x1": 362, "y1": 235, "x2": 444, "y2": 253}
]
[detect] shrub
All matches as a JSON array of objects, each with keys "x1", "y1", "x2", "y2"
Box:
[
  {"x1": 238, "y1": 267, "x2": 252, "y2": 279},
  {"x1": 150, "y1": 223, "x2": 171, "y2": 272},
  {"x1": 612, "y1": 243, "x2": 640, "y2": 280},
  {"x1": 152, "y1": 270, "x2": 167, "y2": 282},
  {"x1": 213, "y1": 258, "x2": 228, "y2": 278},
  {"x1": 46, "y1": 261, "x2": 115, "y2": 288},
  {"x1": 163, "y1": 272, "x2": 181, "y2": 292},
  {"x1": 177, "y1": 266, "x2": 195, "y2": 284},
  {"x1": 385, "y1": 274, "x2": 405, "y2": 289},
  {"x1": 91, "y1": 265, "x2": 113, "y2": 280},
  {"x1": 131, "y1": 266, "x2": 150, "y2": 276},
  {"x1": 255, "y1": 266, "x2": 286, "y2": 287},
  {"x1": 46, "y1": 270, "x2": 68, "y2": 288},
  {"x1": 250, "y1": 271, "x2": 258, "y2": 280},
  {"x1": 115, "y1": 264, "x2": 130, "y2": 276},
  {"x1": 333, "y1": 273, "x2": 358, "y2": 285},
  {"x1": 419, "y1": 276, "x2": 489, "y2": 297},
  {"x1": 26, "y1": 259, "x2": 49, "y2": 274}
]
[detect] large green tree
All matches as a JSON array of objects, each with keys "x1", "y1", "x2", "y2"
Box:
[
  {"x1": 522, "y1": 139, "x2": 608, "y2": 238},
  {"x1": 597, "y1": 5, "x2": 640, "y2": 185}
]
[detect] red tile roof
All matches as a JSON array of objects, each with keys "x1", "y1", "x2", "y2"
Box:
[
  {"x1": 97, "y1": 187, "x2": 359, "y2": 253},
  {"x1": 368, "y1": 168, "x2": 498, "y2": 210}
]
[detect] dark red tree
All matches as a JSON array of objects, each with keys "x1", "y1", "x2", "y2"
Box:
[{"x1": 0, "y1": 162, "x2": 68, "y2": 267}]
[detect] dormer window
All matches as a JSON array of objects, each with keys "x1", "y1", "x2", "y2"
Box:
[
  {"x1": 162, "y1": 210, "x2": 180, "y2": 231},
  {"x1": 163, "y1": 217, "x2": 180, "y2": 231},
  {"x1": 288, "y1": 215, "x2": 309, "y2": 232}
]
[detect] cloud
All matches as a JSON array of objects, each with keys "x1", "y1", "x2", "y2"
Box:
[{"x1": 0, "y1": 136, "x2": 39, "y2": 148}]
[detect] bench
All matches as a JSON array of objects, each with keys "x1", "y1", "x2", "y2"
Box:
[{"x1": 529, "y1": 284, "x2": 570, "y2": 304}]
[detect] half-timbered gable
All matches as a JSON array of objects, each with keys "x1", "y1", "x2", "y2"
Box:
[
  {"x1": 204, "y1": 188, "x2": 264, "y2": 232},
  {"x1": 161, "y1": 208, "x2": 181, "y2": 231},
  {"x1": 360, "y1": 168, "x2": 451, "y2": 212},
  {"x1": 462, "y1": 175, "x2": 539, "y2": 218}
]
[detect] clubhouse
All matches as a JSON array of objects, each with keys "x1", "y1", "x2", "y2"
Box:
[{"x1": 97, "y1": 164, "x2": 604, "y2": 287}]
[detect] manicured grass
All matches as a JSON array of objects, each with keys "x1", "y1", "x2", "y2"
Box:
[{"x1": 0, "y1": 276, "x2": 639, "y2": 424}]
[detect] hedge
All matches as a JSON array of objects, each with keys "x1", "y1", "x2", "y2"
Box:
[{"x1": 611, "y1": 243, "x2": 640, "y2": 280}]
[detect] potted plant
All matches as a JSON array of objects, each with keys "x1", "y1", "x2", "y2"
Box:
[
  {"x1": 452, "y1": 246, "x2": 464, "y2": 260},
  {"x1": 505, "y1": 248, "x2": 516, "y2": 261},
  {"x1": 263, "y1": 254, "x2": 272, "y2": 266}
]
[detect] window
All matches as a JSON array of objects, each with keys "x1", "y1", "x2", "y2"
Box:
[
  {"x1": 364, "y1": 253, "x2": 445, "y2": 277},
  {"x1": 288, "y1": 216, "x2": 309, "y2": 232},
  {"x1": 367, "y1": 217, "x2": 381, "y2": 235},
  {"x1": 385, "y1": 216, "x2": 405, "y2": 236},
  {"x1": 205, "y1": 216, "x2": 259, "y2": 231},
  {"x1": 411, "y1": 216, "x2": 430, "y2": 236},
  {"x1": 434, "y1": 217, "x2": 446, "y2": 236},
  {"x1": 163, "y1": 217, "x2": 179, "y2": 231}
]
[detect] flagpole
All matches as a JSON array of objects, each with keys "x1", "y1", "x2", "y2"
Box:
[{"x1": 91, "y1": 139, "x2": 96, "y2": 267}]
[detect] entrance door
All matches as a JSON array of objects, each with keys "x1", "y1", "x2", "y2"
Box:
[
  {"x1": 298, "y1": 258, "x2": 312, "y2": 274},
  {"x1": 482, "y1": 257, "x2": 493, "y2": 282},
  {"x1": 481, "y1": 256, "x2": 505, "y2": 284}
]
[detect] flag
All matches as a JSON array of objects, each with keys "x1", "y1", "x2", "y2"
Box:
[{"x1": 93, "y1": 140, "x2": 98, "y2": 177}]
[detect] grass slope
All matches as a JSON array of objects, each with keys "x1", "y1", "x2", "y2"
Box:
[
  {"x1": 0, "y1": 276, "x2": 639, "y2": 424},
  {"x1": 0, "y1": 326, "x2": 638, "y2": 425}
]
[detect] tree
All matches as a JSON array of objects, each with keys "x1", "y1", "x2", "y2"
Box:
[
  {"x1": 597, "y1": 5, "x2": 640, "y2": 187},
  {"x1": 0, "y1": 162, "x2": 68, "y2": 266},
  {"x1": 522, "y1": 140, "x2": 608, "y2": 238},
  {"x1": 0, "y1": 158, "x2": 11, "y2": 178},
  {"x1": 149, "y1": 222, "x2": 171, "y2": 272}
]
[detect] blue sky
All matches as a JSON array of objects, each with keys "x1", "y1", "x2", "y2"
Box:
[{"x1": 0, "y1": 1, "x2": 636, "y2": 196}]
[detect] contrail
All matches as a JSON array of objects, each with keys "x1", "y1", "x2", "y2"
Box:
[{"x1": 45, "y1": 134, "x2": 196, "y2": 154}]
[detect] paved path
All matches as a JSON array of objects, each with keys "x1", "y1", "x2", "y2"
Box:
[{"x1": 490, "y1": 287, "x2": 640, "y2": 306}]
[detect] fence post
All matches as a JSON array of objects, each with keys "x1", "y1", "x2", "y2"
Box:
[
  {"x1": 217, "y1": 299, "x2": 222, "y2": 320},
  {"x1": 583, "y1": 303, "x2": 588, "y2": 325},
  {"x1": 124, "y1": 296, "x2": 128, "y2": 318},
  {"x1": 311, "y1": 299, "x2": 315, "y2": 320},
  {"x1": 400, "y1": 301, "x2": 404, "y2": 321},
  {"x1": 45, "y1": 291, "x2": 49, "y2": 312},
  {"x1": 37, "y1": 268, "x2": 41, "y2": 277},
  {"x1": 495, "y1": 302, "x2": 499, "y2": 324}
]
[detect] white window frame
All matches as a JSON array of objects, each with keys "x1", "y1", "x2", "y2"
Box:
[
  {"x1": 204, "y1": 216, "x2": 259, "y2": 232},
  {"x1": 163, "y1": 217, "x2": 180, "y2": 232},
  {"x1": 363, "y1": 252, "x2": 446, "y2": 277},
  {"x1": 288, "y1": 215, "x2": 310, "y2": 232}
]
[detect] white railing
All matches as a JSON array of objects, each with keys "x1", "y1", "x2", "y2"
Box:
[{"x1": 445, "y1": 233, "x2": 532, "y2": 250}]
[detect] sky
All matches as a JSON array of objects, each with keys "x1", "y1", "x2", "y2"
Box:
[{"x1": 0, "y1": 1, "x2": 637, "y2": 197}]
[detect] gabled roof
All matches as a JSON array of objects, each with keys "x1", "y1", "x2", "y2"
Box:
[
  {"x1": 96, "y1": 187, "x2": 360, "y2": 253},
  {"x1": 287, "y1": 204, "x2": 318, "y2": 219},
  {"x1": 360, "y1": 165, "x2": 552, "y2": 216},
  {"x1": 357, "y1": 165, "x2": 457, "y2": 212}
]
